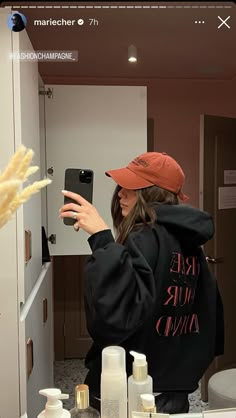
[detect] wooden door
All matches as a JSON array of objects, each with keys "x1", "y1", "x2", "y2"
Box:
[
  {"x1": 53, "y1": 255, "x2": 92, "y2": 359},
  {"x1": 200, "y1": 115, "x2": 236, "y2": 400}
]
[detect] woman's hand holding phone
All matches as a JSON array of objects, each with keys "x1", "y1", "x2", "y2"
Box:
[{"x1": 59, "y1": 190, "x2": 109, "y2": 235}]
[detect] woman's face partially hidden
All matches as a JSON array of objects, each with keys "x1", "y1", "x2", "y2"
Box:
[{"x1": 118, "y1": 187, "x2": 138, "y2": 217}]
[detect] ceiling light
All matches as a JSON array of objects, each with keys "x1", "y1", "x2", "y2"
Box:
[{"x1": 128, "y1": 45, "x2": 137, "y2": 63}]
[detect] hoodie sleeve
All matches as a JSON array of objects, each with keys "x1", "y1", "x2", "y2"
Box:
[{"x1": 84, "y1": 227, "x2": 158, "y2": 345}]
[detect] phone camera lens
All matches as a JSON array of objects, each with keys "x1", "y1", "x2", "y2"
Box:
[{"x1": 80, "y1": 170, "x2": 92, "y2": 184}]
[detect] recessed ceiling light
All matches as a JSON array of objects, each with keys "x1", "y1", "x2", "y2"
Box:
[{"x1": 128, "y1": 45, "x2": 137, "y2": 63}]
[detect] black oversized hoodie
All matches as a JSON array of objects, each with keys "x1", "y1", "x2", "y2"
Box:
[{"x1": 84, "y1": 205, "x2": 224, "y2": 397}]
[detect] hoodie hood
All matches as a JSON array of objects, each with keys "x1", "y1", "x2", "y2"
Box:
[{"x1": 153, "y1": 204, "x2": 214, "y2": 247}]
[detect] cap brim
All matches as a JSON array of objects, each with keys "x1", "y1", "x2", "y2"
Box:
[{"x1": 105, "y1": 167, "x2": 153, "y2": 190}]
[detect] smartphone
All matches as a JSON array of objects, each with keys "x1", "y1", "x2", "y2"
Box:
[{"x1": 63, "y1": 168, "x2": 94, "y2": 226}]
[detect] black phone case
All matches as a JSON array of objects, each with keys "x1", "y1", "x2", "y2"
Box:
[{"x1": 64, "y1": 168, "x2": 94, "y2": 226}]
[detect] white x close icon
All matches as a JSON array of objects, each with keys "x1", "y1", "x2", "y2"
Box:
[{"x1": 218, "y1": 16, "x2": 231, "y2": 29}]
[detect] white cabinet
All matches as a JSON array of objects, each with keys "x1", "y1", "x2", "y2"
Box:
[
  {"x1": 45, "y1": 85, "x2": 147, "y2": 256},
  {"x1": 0, "y1": 9, "x2": 53, "y2": 418},
  {"x1": 22, "y1": 263, "x2": 54, "y2": 418}
]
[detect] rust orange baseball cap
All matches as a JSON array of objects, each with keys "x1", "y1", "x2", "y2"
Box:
[{"x1": 106, "y1": 152, "x2": 188, "y2": 201}]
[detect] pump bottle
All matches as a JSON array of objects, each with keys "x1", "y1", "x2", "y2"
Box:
[
  {"x1": 38, "y1": 388, "x2": 71, "y2": 418},
  {"x1": 128, "y1": 351, "x2": 153, "y2": 418},
  {"x1": 140, "y1": 394, "x2": 156, "y2": 413}
]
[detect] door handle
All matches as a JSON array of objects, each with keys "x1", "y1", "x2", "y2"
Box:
[{"x1": 206, "y1": 256, "x2": 224, "y2": 264}]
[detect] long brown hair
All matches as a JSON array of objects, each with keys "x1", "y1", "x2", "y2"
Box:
[{"x1": 111, "y1": 185, "x2": 179, "y2": 244}]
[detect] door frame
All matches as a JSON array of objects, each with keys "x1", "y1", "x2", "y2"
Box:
[
  {"x1": 200, "y1": 114, "x2": 212, "y2": 400},
  {"x1": 199, "y1": 114, "x2": 204, "y2": 213},
  {"x1": 199, "y1": 114, "x2": 236, "y2": 401},
  {"x1": 200, "y1": 114, "x2": 219, "y2": 401}
]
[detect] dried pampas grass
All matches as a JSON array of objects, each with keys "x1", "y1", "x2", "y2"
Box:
[{"x1": 0, "y1": 145, "x2": 51, "y2": 229}]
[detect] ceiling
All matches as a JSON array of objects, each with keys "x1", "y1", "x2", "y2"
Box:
[{"x1": 2, "y1": 1, "x2": 236, "y2": 83}]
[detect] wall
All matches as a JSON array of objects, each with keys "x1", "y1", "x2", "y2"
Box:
[
  {"x1": 51, "y1": 76, "x2": 236, "y2": 207},
  {"x1": 147, "y1": 78, "x2": 236, "y2": 206}
]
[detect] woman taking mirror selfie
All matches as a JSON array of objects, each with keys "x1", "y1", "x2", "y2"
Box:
[{"x1": 59, "y1": 151, "x2": 224, "y2": 415}]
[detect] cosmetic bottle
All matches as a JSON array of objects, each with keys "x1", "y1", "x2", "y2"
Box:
[
  {"x1": 141, "y1": 394, "x2": 156, "y2": 413},
  {"x1": 70, "y1": 384, "x2": 100, "y2": 418},
  {"x1": 128, "y1": 351, "x2": 153, "y2": 418},
  {"x1": 101, "y1": 346, "x2": 127, "y2": 418},
  {"x1": 38, "y1": 388, "x2": 70, "y2": 418}
]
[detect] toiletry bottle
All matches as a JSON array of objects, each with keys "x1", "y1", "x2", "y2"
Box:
[
  {"x1": 38, "y1": 388, "x2": 71, "y2": 418},
  {"x1": 101, "y1": 346, "x2": 127, "y2": 418},
  {"x1": 140, "y1": 394, "x2": 156, "y2": 413},
  {"x1": 70, "y1": 384, "x2": 100, "y2": 418},
  {"x1": 128, "y1": 351, "x2": 153, "y2": 418}
]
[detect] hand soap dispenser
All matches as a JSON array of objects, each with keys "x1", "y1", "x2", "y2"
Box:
[
  {"x1": 38, "y1": 388, "x2": 71, "y2": 418},
  {"x1": 128, "y1": 351, "x2": 153, "y2": 418}
]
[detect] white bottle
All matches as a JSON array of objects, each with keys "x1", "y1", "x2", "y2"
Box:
[
  {"x1": 38, "y1": 388, "x2": 71, "y2": 418},
  {"x1": 128, "y1": 351, "x2": 153, "y2": 418},
  {"x1": 140, "y1": 394, "x2": 156, "y2": 413},
  {"x1": 101, "y1": 346, "x2": 127, "y2": 418}
]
